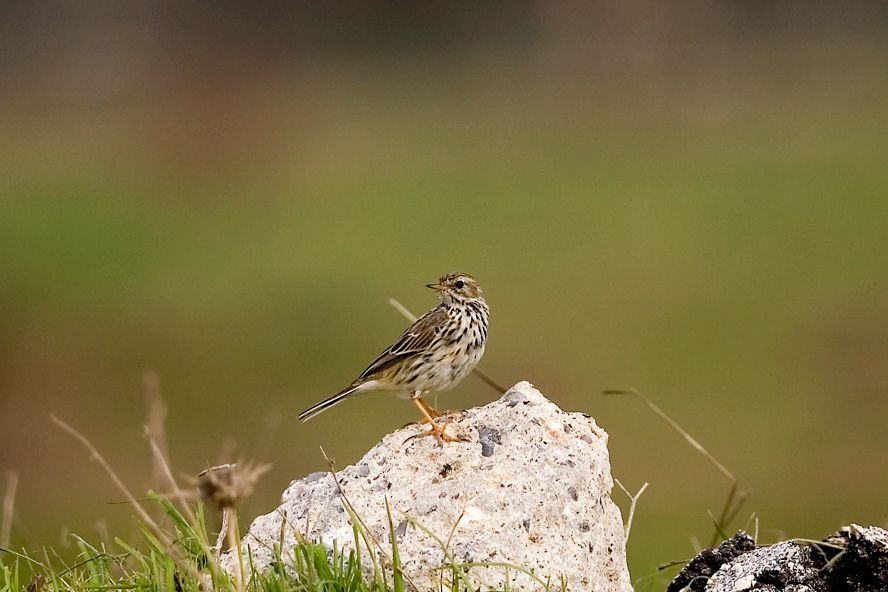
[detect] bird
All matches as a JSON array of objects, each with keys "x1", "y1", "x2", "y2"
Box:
[{"x1": 298, "y1": 272, "x2": 489, "y2": 441}]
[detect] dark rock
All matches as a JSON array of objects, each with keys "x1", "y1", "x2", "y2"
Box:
[
  {"x1": 821, "y1": 524, "x2": 888, "y2": 592},
  {"x1": 476, "y1": 425, "x2": 501, "y2": 457},
  {"x1": 669, "y1": 525, "x2": 888, "y2": 592},
  {"x1": 667, "y1": 532, "x2": 756, "y2": 592}
]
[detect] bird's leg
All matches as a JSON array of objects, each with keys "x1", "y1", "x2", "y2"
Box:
[
  {"x1": 410, "y1": 392, "x2": 462, "y2": 442},
  {"x1": 413, "y1": 393, "x2": 464, "y2": 424},
  {"x1": 415, "y1": 394, "x2": 441, "y2": 419},
  {"x1": 411, "y1": 392, "x2": 439, "y2": 424}
]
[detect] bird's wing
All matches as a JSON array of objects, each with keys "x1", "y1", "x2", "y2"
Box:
[{"x1": 357, "y1": 307, "x2": 447, "y2": 381}]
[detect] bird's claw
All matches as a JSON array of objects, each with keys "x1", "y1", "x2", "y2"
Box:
[{"x1": 405, "y1": 416, "x2": 467, "y2": 444}]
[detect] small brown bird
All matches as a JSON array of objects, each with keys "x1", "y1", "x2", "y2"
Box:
[{"x1": 298, "y1": 273, "x2": 489, "y2": 441}]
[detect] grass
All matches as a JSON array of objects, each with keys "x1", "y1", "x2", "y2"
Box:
[
  {"x1": 0, "y1": 493, "x2": 397, "y2": 592},
  {"x1": 0, "y1": 494, "x2": 565, "y2": 592},
  {"x1": 0, "y1": 341, "x2": 759, "y2": 592},
  {"x1": 0, "y1": 382, "x2": 748, "y2": 592},
  {"x1": 0, "y1": 416, "x2": 565, "y2": 592}
]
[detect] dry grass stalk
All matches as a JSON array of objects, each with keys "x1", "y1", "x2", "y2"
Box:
[
  {"x1": 1, "y1": 472, "x2": 18, "y2": 548},
  {"x1": 143, "y1": 370, "x2": 169, "y2": 489},
  {"x1": 50, "y1": 414, "x2": 211, "y2": 588},
  {"x1": 614, "y1": 479, "x2": 649, "y2": 545},
  {"x1": 604, "y1": 388, "x2": 747, "y2": 546}
]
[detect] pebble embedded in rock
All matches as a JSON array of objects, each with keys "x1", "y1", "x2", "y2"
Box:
[{"x1": 476, "y1": 425, "x2": 501, "y2": 457}]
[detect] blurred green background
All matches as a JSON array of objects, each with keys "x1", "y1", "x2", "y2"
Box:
[{"x1": 2, "y1": 1, "x2": 887, "y2": 586}]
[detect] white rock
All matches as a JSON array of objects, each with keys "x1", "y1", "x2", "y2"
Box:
[
  {"x1": 730, "y1": 574, "x2": 754, "y2": 591},
  {"x1": 225, "y1": 381, "x2": 632, "y2": 592},
  {"x1": 705, "y1": 541, "x2": 817, "y2": 592}
]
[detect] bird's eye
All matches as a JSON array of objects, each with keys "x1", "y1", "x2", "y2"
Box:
[{"x1": 454, "y1": 280, "x2": 465, "y2": 289}]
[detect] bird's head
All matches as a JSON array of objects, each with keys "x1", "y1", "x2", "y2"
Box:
[{"x1": 426, "y1": 272, "x2": 484, "y2": 304}]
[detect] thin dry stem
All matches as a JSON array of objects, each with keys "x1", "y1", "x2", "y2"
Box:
[
  {"x1": 442, "y1": 511, "x2": 466, "y2": 591},
  {"x1": 50, "y1": 414, "x2": 210, "y2": 587},
  {"x1": 388, "y1": 297, "x2": 507, "y2": 393},
  {"x1": 215, "y1": 508, "x2": 231, "y2": 554},
  {"x1": 604, "y1": 389, "x2": 734, "y2": 481},
  {"x1": 141, "y1": 371, "x2": 217, "y2": 565},
  {"x1": 143, "y1": 370, "x2": 169, "y2": 489},
  {"x1": 614, "y1": 479, "x2": 648, "y2": 545},
  {"x1": 226, "y1": 507, "x2": 245, "y2": 592},
  {"x1": 604, "y1": 388, "x2": 746, "y2": 546},
  {"x1": 445, "y1": 510, "x2": 465, "y2": 555},
  {"x1": 51, "y1": 415, "x2": 160, "y2": 531},
  {"x1": 717, "y1": 482, "x2": 749, "y2": 540},
  {"x1": 1, "y1": 472, "x2": 18, "y2": 548},
  {"x1": 94, "y1": 519, "x2": 113, "y2": 555},
  {"x1": 144, "y1": 428, "x2": 199, "y2": 528}
]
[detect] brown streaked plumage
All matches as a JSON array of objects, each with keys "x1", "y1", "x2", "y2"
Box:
[{"x1": 298, "y1": 273, "x2": 489, "y2": 441}]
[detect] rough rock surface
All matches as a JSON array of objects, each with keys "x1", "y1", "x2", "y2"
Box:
[
  {"x1": 822, "y1": 524, "x2": 888, "y2": 592},
  {"x1": 706, "y1": 541, "x2": 820, "y2": 592},
  {"x1": 225, "y1": 381, "x2": 632, "y2": 592},
  {"x1": 666, "y1": 532, "x2": 756, "y2": 592},
  {"x1": 669, "y1": 524, "x2": 888, "y2": 592}
]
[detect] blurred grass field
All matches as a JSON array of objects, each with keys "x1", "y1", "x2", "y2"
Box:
[{"x1": 2, "y1": 5, "x2": 888, "y2": 585}]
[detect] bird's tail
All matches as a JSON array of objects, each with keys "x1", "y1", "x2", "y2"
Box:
[{"x1": 298, "y1": 382, "x2": 366, "y2": 422}]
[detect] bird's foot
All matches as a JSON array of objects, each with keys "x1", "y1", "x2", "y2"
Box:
[
  {"x1": 409, "y1": 396, "x2": 466, "y2": 443},
  {"x1": 406, "y1": 416, "x2": 467, "y2": 444}
]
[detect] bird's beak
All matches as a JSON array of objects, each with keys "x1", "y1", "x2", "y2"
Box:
[{"x1": 426, "y1": 282, "x2": 446, "y2": 291}]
